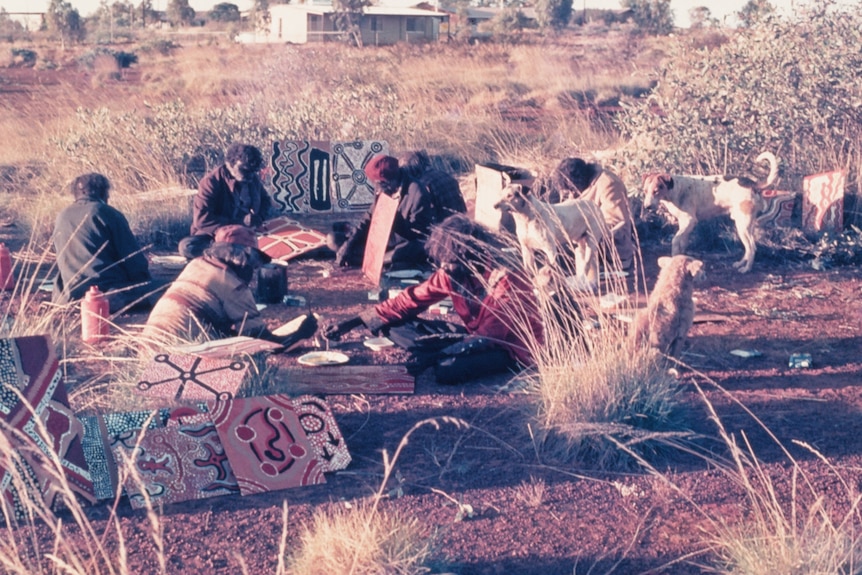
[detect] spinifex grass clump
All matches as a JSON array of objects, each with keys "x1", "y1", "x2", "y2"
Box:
[
  {"x1": 686, "y1": 382, "x2": 862, "y2": 575},
  {"x1": 286, "y1": 502, "x2": 436, "y2": 575},
  {"x1": 513, "y1": 234, "x2": 687, "y2": 466},
  {"x1": 284, "y1": 418, "x2": 462, "y2": 575}
]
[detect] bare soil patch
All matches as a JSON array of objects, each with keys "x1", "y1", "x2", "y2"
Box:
[{"x1": 7, "y1": 229, "x2": 861, "y2": 575}]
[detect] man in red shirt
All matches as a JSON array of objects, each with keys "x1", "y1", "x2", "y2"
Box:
[{"x1": 325, "y1": 214, "x2": 542, "y2": 384}]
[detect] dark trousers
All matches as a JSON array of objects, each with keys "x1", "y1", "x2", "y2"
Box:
[{"x1": 384, "y1": 319, "x2": 517, "y2": 385}]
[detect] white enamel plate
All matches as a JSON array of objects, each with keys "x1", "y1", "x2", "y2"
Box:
[{"x1": 297, "y1": 351, "x2": 350, "y2": 367}]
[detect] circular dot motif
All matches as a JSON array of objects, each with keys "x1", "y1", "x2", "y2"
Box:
[
  {"x1": 300, "y1": 414, "x2": 324, "y2": 434},
  {"x1": 260, "y1": 462, "x2": 279, "y2": 477},
  {"x1": 267, "y1": 408, "x2": 284, "y2": 421},
  {"x1": 289, "y1": 444, "x2": 307, "y2": 458},
  {"x1": 235, "y1": 425, "x2": 256, "y2": 443}
]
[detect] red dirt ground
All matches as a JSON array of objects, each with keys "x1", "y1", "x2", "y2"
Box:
[
  {"x1": 5, "y1": 224, "x2": 860, "y2": 574},
  {"x1": 2, "y1": 61, "x2": 862, "y2": 575}
]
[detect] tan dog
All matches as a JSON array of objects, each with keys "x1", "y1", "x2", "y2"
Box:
[
  {"x1": 642, "y1": 151, "x2": 778, "y2": 273},
  {"x1": 631, "y1": 255, "x2": 705, "y2": 357},
  {"x1": 493, "y1": 184, "x2": 609, "y2": 290}
]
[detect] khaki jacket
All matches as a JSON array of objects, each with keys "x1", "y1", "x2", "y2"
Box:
[
  {"x1": 143, "y1": 256, "x2": 265, "y2": 340},
  {"x1": 579, "y1": 169, "x2": 635, "y2": 266}
]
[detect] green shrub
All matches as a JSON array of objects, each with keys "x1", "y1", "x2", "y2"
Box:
[
  {"x1": 617, "y1": 5, "x2": 862, "y2": 183},
  {"x1": 10, "y1": 48, "x2": 36, "y2": 67},
  {"x1": 138, "y1": 38, "x2": 179, "y2": 55}
]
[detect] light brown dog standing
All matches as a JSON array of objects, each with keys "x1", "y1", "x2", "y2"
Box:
[
  {"x1": 493, "y1": 183, "x2": 609, "y2": 291},
  {"x1": 631, "y1": 255, "x2": 705, "y2": 357}
]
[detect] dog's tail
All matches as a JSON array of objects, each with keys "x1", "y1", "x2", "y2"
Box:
[{"x1": 754, "y1": 151, "x2": 779, "y2": 190}]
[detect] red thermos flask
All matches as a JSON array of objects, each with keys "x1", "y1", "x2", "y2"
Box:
[
  {"x1": 0, "y1": 243, "x2": 14, "y2": 290},
  {"x1": 81, "y1": 286, "x2": 110, "y2": 343}
]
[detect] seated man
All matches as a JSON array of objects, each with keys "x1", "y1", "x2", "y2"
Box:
[
  {"x1": 325, "y1": 214, "x2": 543, "y2": 385},
  {"x1": 333, "y1": 155, "x2": 444, "y2": 272},
  {"x1": 52, "y1": 173, "x2": 159, "y2": 313},
  {"x1": 551, "y1": 157, "x2": 636, "y2": 271},
  {"x1": 399, "y1": 149, "x2": 467, "y2": 221},
  {"x1": 178, "y1": 143, "x2": 273, "y2": 260},
  {"x1": 145, "y1": 224, "x2": 316, "y2": 349}
]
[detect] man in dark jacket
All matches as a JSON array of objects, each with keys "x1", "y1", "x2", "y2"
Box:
[
  {"x1": 334, "y1": 155, "x2": 442, "y2": 271},
  {"x1": 52, "y1": 173, "x2": 159, "y2": 312},
  {"x1": 178, "y1": 143, "x2": 273, "y2": 259},
  {"x1": 399, "y1": 150, "x2": 466, "y2": 222}
]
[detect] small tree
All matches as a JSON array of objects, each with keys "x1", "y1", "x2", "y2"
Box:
[
  {"x1": 483, "y1": 8, "x2": 530, "y2": 37},
  {"x1": 621, "y1": 0, "x2": 674, "y2": 35},
  {"x1": 0, "y1": 8, "x2": 28, "y2": 42},
  {"x1": 250, "y1": 0, "x2": 270, "y2": 35},
  {"x1": 737, "y1": 0, "x2": 775, "y2": 27},
  {"x1": 46, "y1": 0, "x2": 83, "y2": 49},
  {"x1": 332, "y1": 0, "x2": 370, "y2": 47},
  {"x1": 167, "y1": 0, "x2": 195, "y2": 26},
  {"x1": 688, "y1": 6, "x2": 715, "y2": 29},
  {"x1": 209, "y1": 2, "x2": 241, "y2": 22},
  {"x1": 535, "y1": 0, "x2": 573, "y2": 31},
  {"x1": 137, "y1": 0, "x2": 158, "y2": 27}
]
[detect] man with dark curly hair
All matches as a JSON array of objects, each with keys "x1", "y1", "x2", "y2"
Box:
[
  {"x1": 551, "y1": 157, "x2": 636, "y2": 271},
  {"x1": 324, "y1": 214, "x2": 542, "y2": 384},
  {"x1": 178, "y1": 143, "x2": 273, "y2": 259},
  {"x1": 398, "y1": 149, "x2": 466, "y2": 222},
  {"x1": 52, "y1": 172, "x2": 160, "y2": 312}
]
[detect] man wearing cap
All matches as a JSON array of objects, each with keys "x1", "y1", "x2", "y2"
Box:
[
  {"x1": 144, "y1": 225, "x2": 316, "y2": 347},
  {"x1": 333, "y1": 154, "x2": 442, "y2": 271},
  {"x1": 178, "y1": 143, "x2": 274, "y2": 260}
]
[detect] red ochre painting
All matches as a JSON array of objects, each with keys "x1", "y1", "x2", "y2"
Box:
[
  {"x1": 0, "y1": 336, "x2": 95, "y2": 517},
  {"x1": 136, "y1": 353, "x2": 250, "y2": 402},
  {"x1": 208, "y1": 394, "x2": 326, "y2": 495},
  {"x1": 290, "y1": 395, "x2": 351, "y2": 473},
  {"x1": 802, "y1": 170, "x2": 846, "y2": 234},
  {"x1": 257, "y1": 216, "x2": 329, "y2": 262},
  {"x1": 111, "y1": 409, "x2": 240, "y2": 509}
]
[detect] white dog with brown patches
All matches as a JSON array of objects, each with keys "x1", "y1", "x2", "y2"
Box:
[
  {"x1": 642, "y1": 151, "x2": 779, "y2": 273},
  {"x1": 493, "y1": 183, "x2": 609, "y2": 290}
]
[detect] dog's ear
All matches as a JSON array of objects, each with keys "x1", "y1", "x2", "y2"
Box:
[
  {"x1": 686, "y1": 259, "x2": 704, "y2": 277},
  {"x1": 508, "y1": 183, "x2": 531, "y2": 197},
  {"x1": 657, "y1": 256, "x2": 672, "y2": 269},
  {"x1": 659, "y1": 174, "x2": 674, "y2": 190}
]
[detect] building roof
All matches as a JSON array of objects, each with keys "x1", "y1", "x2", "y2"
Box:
[{"x1": 272, "y1": 4, "x2": 447, "y2": 17}]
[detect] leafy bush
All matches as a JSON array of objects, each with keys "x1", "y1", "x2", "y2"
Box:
[
  {"x1": 534, "y1": 0, "x2": 573, "y2": 31},
  {"x1": 10, "y1": 48, "x2": 36, "y2": 67},
  {"x1": 76, "y1": 47, "x2": 138, "y2": 70},
  {"x1": 622, "y1": 0, "x2": 674, "y2": 35},
  {"x1": 617, "y1": 4, "x2": 862, "y2": 183},
  {"x1": 113, "y1": 50, "x2": 137, "y2": 68},
  {"x1": 138, "y1": 38, "x2": 180, "y2": 56}
]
